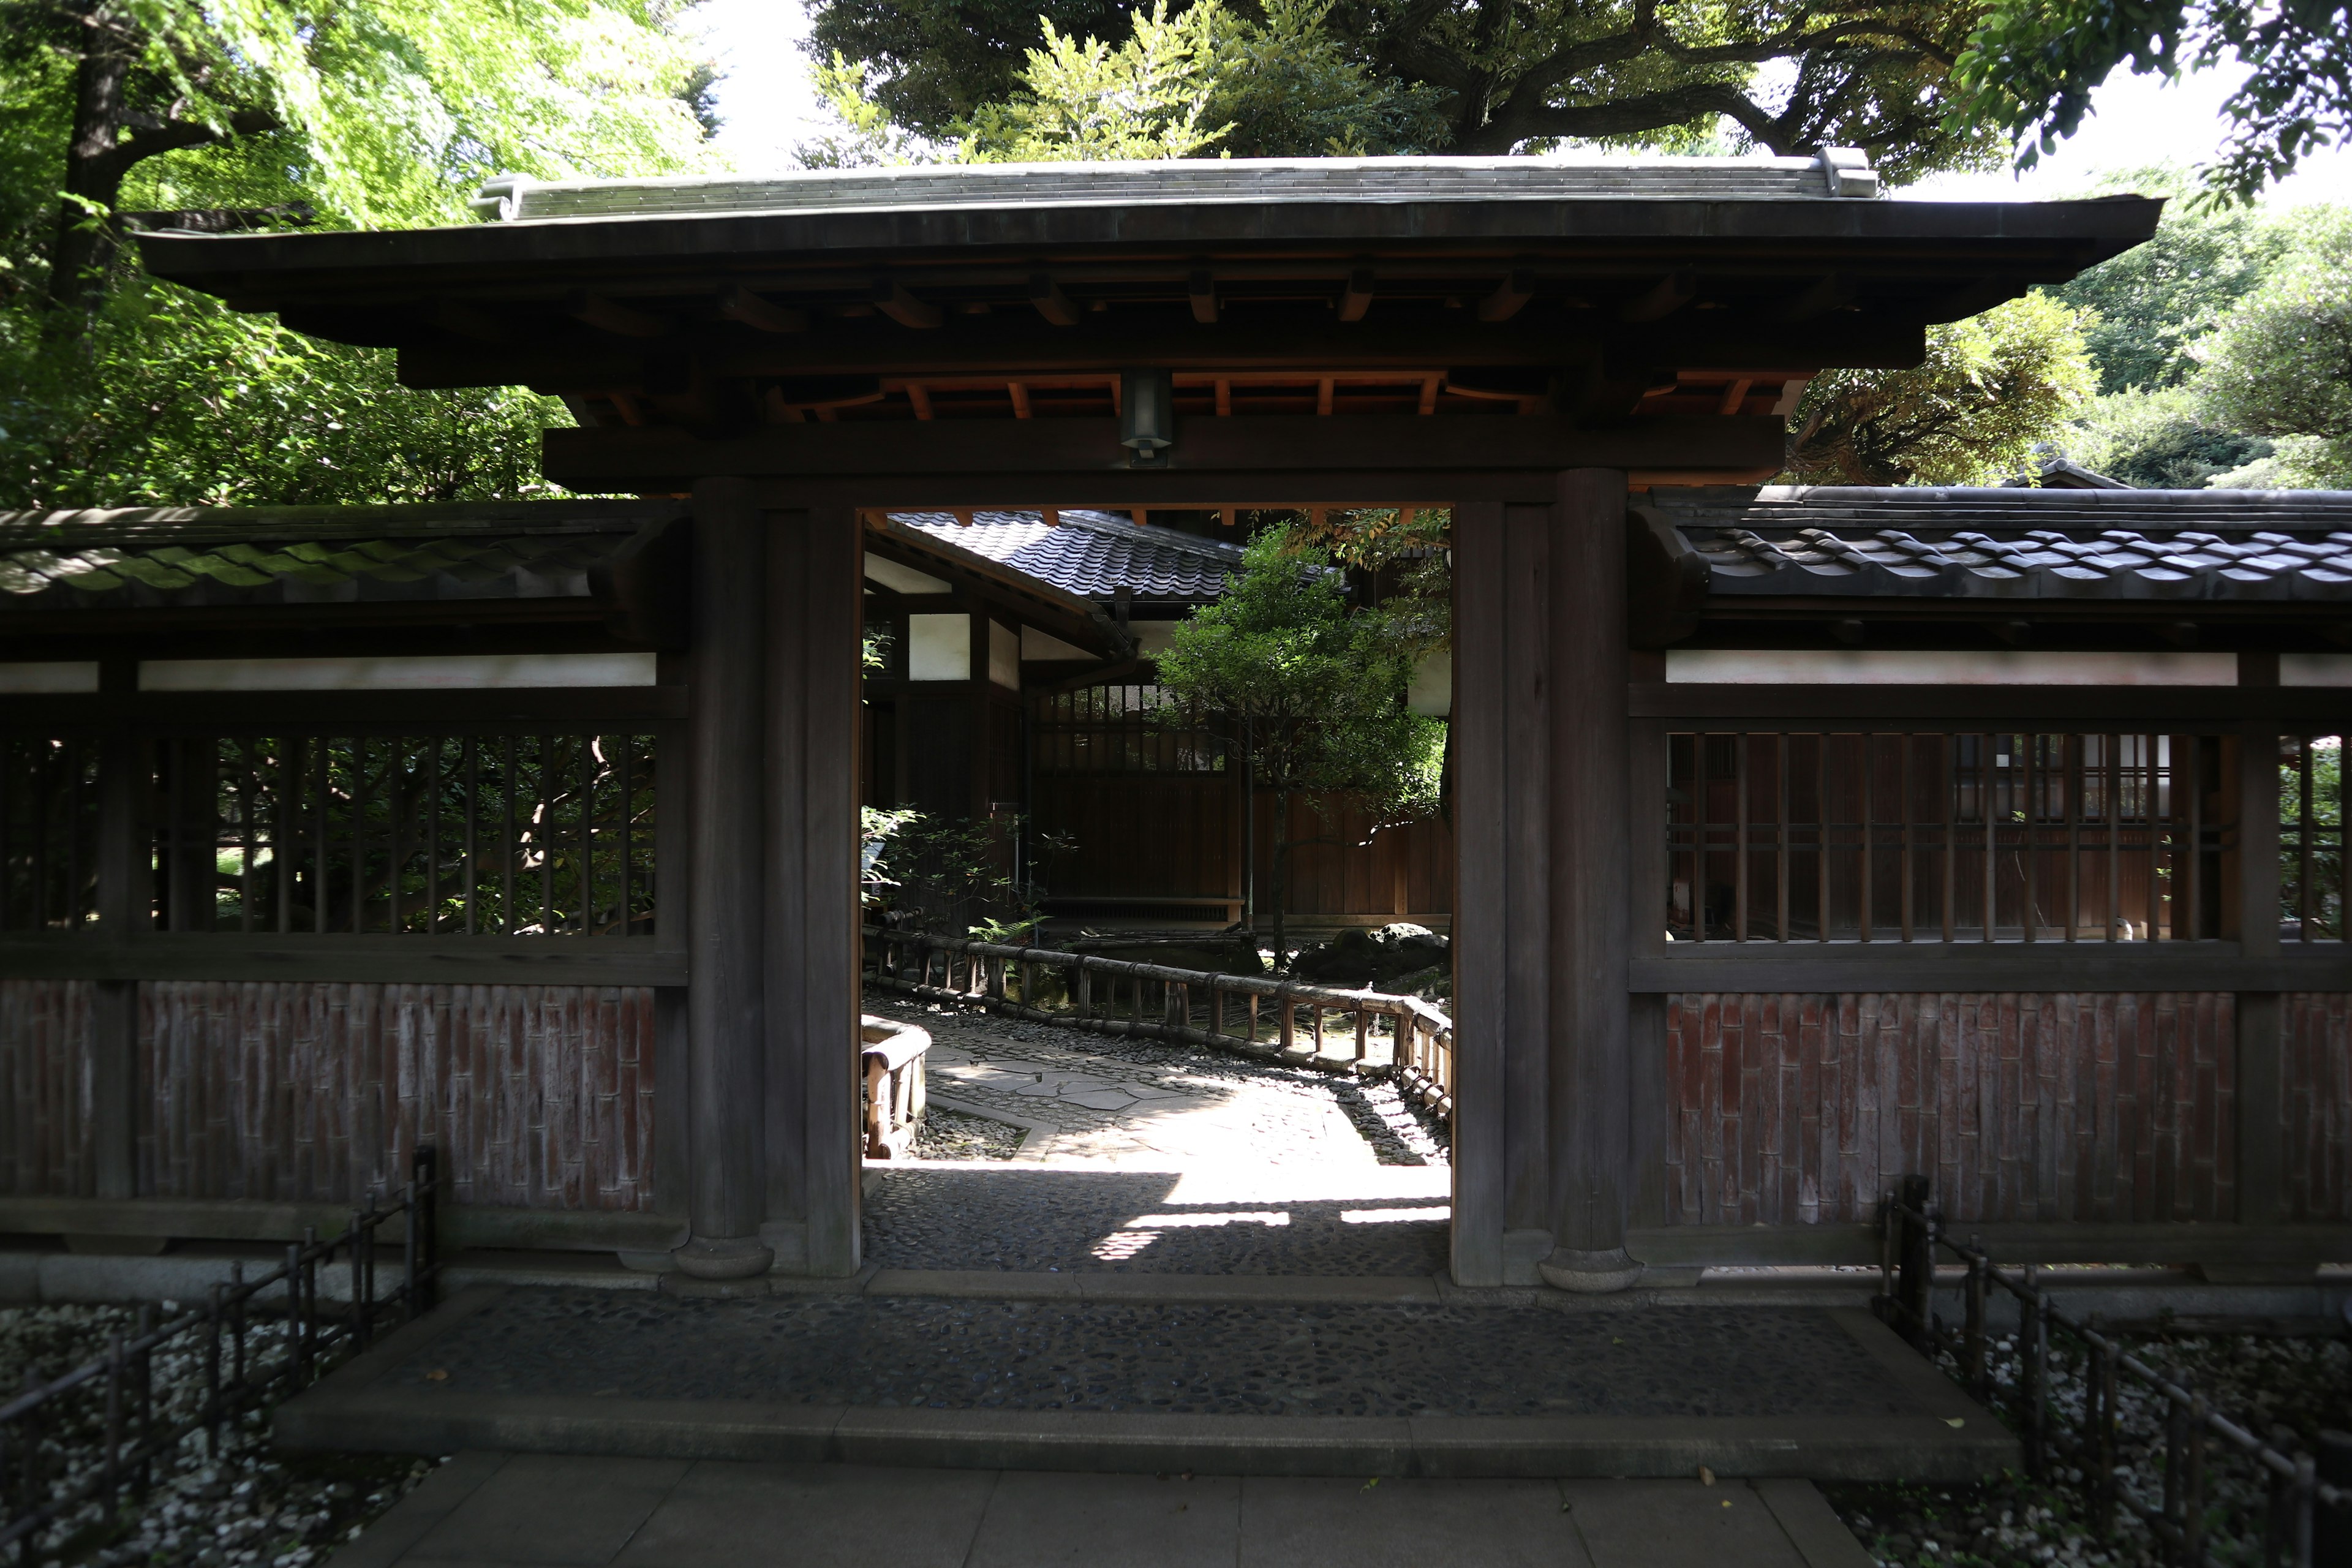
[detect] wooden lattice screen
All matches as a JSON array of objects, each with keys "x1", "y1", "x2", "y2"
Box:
[
  {"x1": 1665, "y1": 731, "x2": 2233, "y2": 943},
  {"x1": 149, "y1": 733, "x2": 660, "y2": 937}
]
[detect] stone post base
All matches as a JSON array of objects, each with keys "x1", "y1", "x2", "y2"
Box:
[
  {"x1": 671, "y1": 1234, "x2": 775, "y2": 1281},
  {"x1": 1537, "y1": 1246, "x2": 1644, "y2": 1294}
]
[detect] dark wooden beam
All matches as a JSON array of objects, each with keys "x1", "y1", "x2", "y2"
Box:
[
  {"x1": 0, "y1": 935, "x2": 690, "y2": 986},
  {"x1": 0, "y1": 688, "x2": 684, "y2": 729},
  {"x1": 1188, "y1": 270, "x2": 1218, "y2": 325},
  {"x1": 873, "y1": 279, "x2": 943, "y2": 329},
  {"x1": 1029, "y1": 274, "x2": 1080, "y2": 326},
  {"x1": 397, "y1": 316, "x2": 1931, "y2": 389},
  {"x1": 544, "y1": 414, "x2": 1788, "y2": 488},
  {"x1": 1621, "y1": 270, "x2": 1697, "y2": 323},
  {"x1": 1630, "y1": 948, "x2": 2352, "y2": 994},
  {"x1": 1476, "y1": 270, "x2": 1533, "y2": 323},
  {"x1": 1774, "y1": 272, "x2": 1855, "y2": 322},
  {"x1": 1630, "y1": 683, "x2": 2352, "y2": 724},
  {"x1": 718, "y1": 286, "x2": 807, "y2": 334},
  {"x1": 567, "y1": 292, "x2": 668, "y2": 338}
]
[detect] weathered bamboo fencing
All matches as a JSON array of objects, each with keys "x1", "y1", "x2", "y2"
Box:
[
  {"x1": 864, "y1": 927, "x2": 1453, "y2": 1120},
  {"x1": 1879, "y1": 1174, "x2": 2352, "y2": 1568}
]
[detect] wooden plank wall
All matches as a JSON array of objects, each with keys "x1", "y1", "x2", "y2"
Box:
[
  {"x1": 140, "y1": 982, "x2": 657, "y2": 1210},
  {"x1": 2282, "y1": 993, "x2": 2352, "y2": 1221},
  {"x1": 1254, "y1": 794, "x2": 1455, "y2": 925},
  {"x1": 1662, "y1": 992, "x2": 2236, "y2": 1226},
  {"x1": 1032, "y1": 775, "x2": 1239, "y2": 901},
  {"x1": 0, "y1": 979, "x2": 94, "y2": 1197}
]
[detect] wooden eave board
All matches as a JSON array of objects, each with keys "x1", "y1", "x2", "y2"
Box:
[{"x1": 137, "y1": 197, "x2": 2162, "y2": 391}]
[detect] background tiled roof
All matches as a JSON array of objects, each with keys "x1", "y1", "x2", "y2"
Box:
[
  {"x1": 889, "y1": 511, "x2": 1245, "y2": 602},
  {"x1": 0, "y1": 502, "x2": 677, "y2": 611},
  {"x1": 1652, "y1": 487, "x2": 2352, "y2": 602}
]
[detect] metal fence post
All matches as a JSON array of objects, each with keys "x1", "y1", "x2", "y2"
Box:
[
  {"x1": 2092, "y1": 1335, "x2": 2119, "y2": 1538},
  {"x1": 285, "y1": 1240, "x2": 307, "y2": 1392},
  {"x1": 1895, "y1": 1174, "x2": 1932, "y2": 1349},
  {"x1": 2185, "y1": 1394, "x2": 2210, "y2": 1568},
  {"x1": 2166, "y1": 1392, "x2": 2189, "y2": 1562},
  {"x1": 133, "y1": 1303, "x2": 153, "y2": 1496},
  {"x1": 349, "y1": 1207, "x2": 369, "y2": 1352},
  {"x1": 1963, "y1": 1246, "x2": 1989, "y2": 1400},
  {"x1": 2315, "y1": 1431, "x2": 2351, "y2": 1568},
  {"x1": 2023, "y1": 1266, "x2": 2048, "y2": 1479},
  {"x1": 204, "y1": 1284, "x2": 224, "y2": 1458},
  {"x1": 102, "y1": 1332, "x2": 123, "y2": 1506}
]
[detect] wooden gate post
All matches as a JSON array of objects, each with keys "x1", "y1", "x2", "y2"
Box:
[
  {"x1": 1450, "y1": 470, "x2": 1640, "y2": 1290},
  {"x1": 671, "y1": 477, "x2": 775, "y2": 1282},
  {"x1": 761, "y1": 505, "x2": 865, "y2": 1276}
]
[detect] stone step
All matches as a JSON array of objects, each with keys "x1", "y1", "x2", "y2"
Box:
[{"x1": 277, "y1": 1285, "x2": 2015, "y2": 1483}]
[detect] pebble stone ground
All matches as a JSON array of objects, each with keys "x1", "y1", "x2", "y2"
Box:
[
  {"x1": 380, "y1": 1289, "x2": 1923, "y2": 1419},
  {"x1": 865, "y1": 992, "x2": 1453, "y2": 1275}
]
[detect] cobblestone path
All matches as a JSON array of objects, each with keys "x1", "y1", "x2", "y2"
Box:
[
  {"x1": 868, "y1": 993, "x2": 1446, "y2": 1168},
  {"x1": 864, "y1": 993, "x2": 1452, "y2": 1275},
  {"x1": 384, "y1": 1289, "x2": 1923, "y2": 1419}
]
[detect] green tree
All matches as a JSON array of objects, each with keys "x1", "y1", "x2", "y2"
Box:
[
  {"x1": 1947, "y1": 0, "x2": 2352, "y2": 202},
  {"x1": 2193, "y1": 231, "x2": 2352, "y2": 488},
  {"x1": 1155, "y1": 524, "x2": 1443, "y2": 966},
  {"x1": 1783, "y1": 292, "x2": 2097, "y2": 485},
  {"x1": 805, "y1": 0, "x2": 1450, "y2": 164},
  {"x1": 2060, "y1": 384, "x2": 2271, "y2": 488},
  {"x1": 809, "y1": 0, "x2": 1996, "y2": 172},
  {"x1": 0, "y1": 0, "x2": 715, "y2": 507},
  {"x1": 2048, "y1": 169, "x2": 2309, "y2": 394}
]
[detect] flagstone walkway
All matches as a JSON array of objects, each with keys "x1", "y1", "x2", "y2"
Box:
[{"x1": 334, "y1": 1452, "x2": 1877, "y2": 1568}]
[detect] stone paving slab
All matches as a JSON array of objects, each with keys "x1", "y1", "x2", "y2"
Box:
[
  {"x1": 279, "y1": 1287, "x2": 2015, "y2": 1481},
  {"x1": 333, "y1": 1453, "x2": 1878, "y2": 1568}
]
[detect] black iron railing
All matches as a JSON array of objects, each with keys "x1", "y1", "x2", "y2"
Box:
[
  {"x1": 1877, "y1": 1174, "x2": 2352, "y2": 1568},
  {"x1": 0, "y1": 1147, "x2": 440, "y2": 1562}
]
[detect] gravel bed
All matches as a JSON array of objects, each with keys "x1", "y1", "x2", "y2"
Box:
[
  {"x1": 385, "y1": 1287, "x2": 1927, "y2": 1418},
  {"x1": 1827, "y1": 1327, "x2": 2352, "y2": 1567},
  {"x1": 864, "y1": 1167, "x2": 1452, "y2": 1275},
  {"x1": 908, "y1": 1106, "x2": 1027, "y2": 1161},
  {"x1": 0, "y1": 1304, "x2": 441, "y2": 1568}
]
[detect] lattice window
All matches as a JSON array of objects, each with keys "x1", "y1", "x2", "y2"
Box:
[
  {"x1": 0, "y1": 737, "x2": 100, "y2": 932},
  {"x1": 2280, "y1": 735, "x2": 2345, "y2": 941},
  {"x1": 1666, "y1": 731, "x2": 2230, "y2": 943},
  {"x1": 1030, "y1": 685, "x2": 1225, "y2": 774},
  {"x1": 150, "y1": 734, "x2": 658, "y2": 936}
]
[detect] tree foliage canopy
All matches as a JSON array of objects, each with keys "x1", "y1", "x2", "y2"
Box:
[
  {"x1": 1945, "y1": 0, "x2": 2352, "y2": 202},
  {"x1": 805, "y1": 0, "x2": 1452, "y2": 164},
  {"x1": 2046, "y1": 170, "x2": 2310, "y2": 394},
  {"x1": 1155, "y1": 524, "x2": 1442, "y2": 956},
  {"x1": 808, "y1": 0, "x2": 1999, "y2": 171},
  {"x1": 2190, "y1": 222, "x2": 2352, "y2": 486},
  {"x1": 1784, "y1": 292, "x2": 2097, "y2": 485},
  {"x1": 0, "y1": 0, "x2": 715, "y2": 508}
]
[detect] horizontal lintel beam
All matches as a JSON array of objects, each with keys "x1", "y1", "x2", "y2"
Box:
[{"x1": 543, "y1": 414, "x2": 1787, "y2": 488}]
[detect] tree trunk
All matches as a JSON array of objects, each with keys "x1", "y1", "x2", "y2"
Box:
[
  {"x1": 1269, "y1": 786, "x2": 1290, "y2": 971},
  {"x1": 47, "y1": 17, "x2": 138, "y2": 331}
]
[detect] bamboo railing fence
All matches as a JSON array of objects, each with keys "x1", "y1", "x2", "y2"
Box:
[{"x1": 864, "y1": 927, "x2": 1453, "y2": 1120}]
